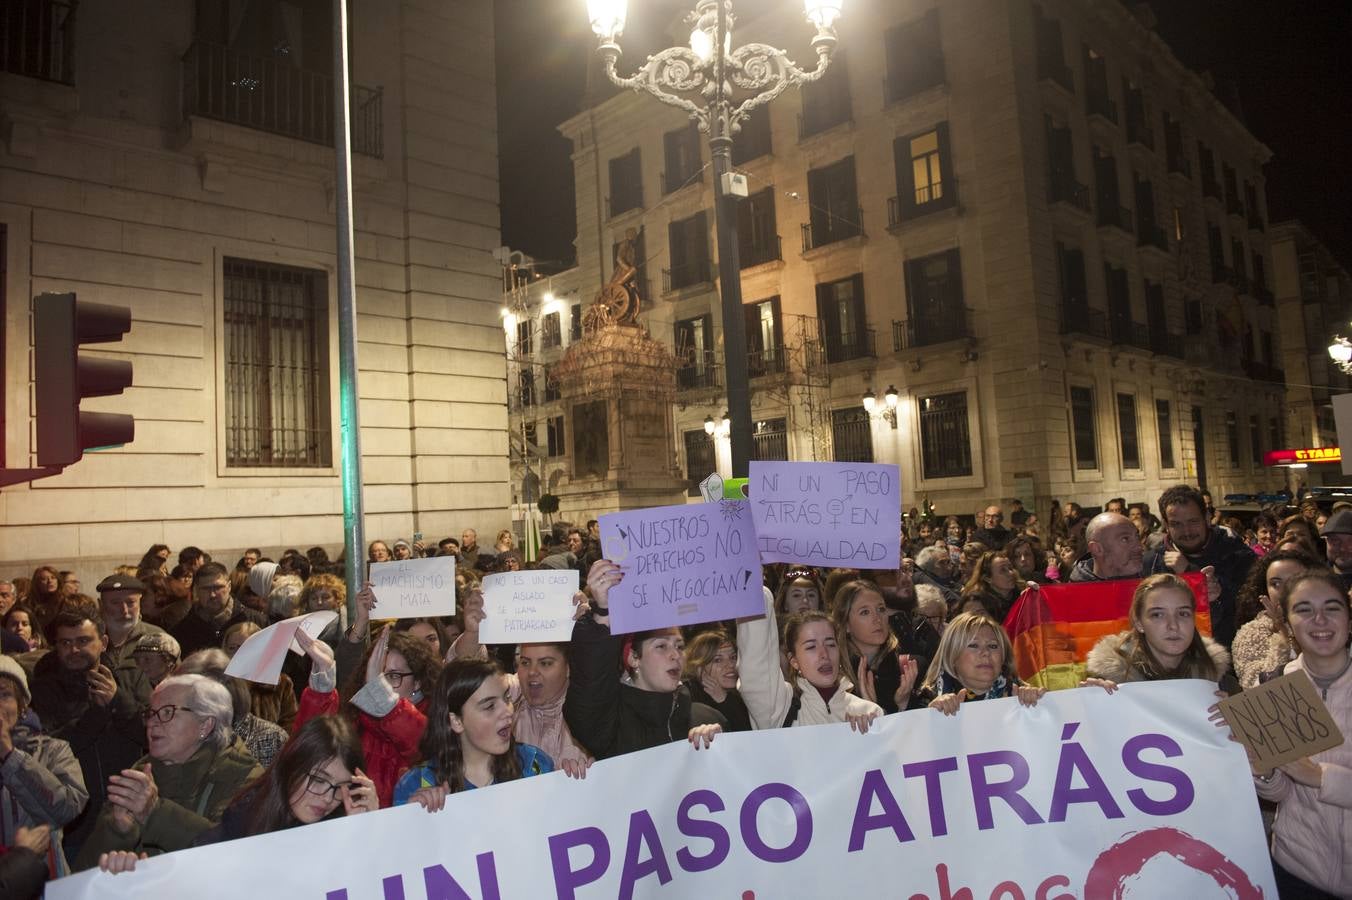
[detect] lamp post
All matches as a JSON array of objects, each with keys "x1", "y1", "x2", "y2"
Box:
[
  {"x1": 1329, "y1": 336, "x2": 1352, "y2": 373},
  {"x1": 586, "y1": 0, "x2": 844, "y2": 476}
]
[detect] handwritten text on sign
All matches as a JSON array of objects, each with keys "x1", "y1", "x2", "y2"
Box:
[
  {"x1": 599, "y1": 500, "x2": 763, "y2": 634},
  {"x1": 1218, "y1": 669, "x2": 1345, "y2": 772},
  {"x1": 47, "y1": 682, "x2": 1276, "y2": 900},
  {"x1": 478, "y1": 569, "x2": 579, "y2": 644},
  {"x1": 750, "y1": 461, "x2": 901, "y2": 569},
  {"x1": 369, "y1": 556, "x2": 457, "y2": 618}
]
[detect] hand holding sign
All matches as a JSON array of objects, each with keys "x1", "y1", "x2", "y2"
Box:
[
  {"x1": 750, "y1": 461, "x2": 900, "y2": 569},
  {"x1": 225, "y1": 611, "x2": 338, "y2": 685},
  {"x1": 1217, "y1": 670, "x2": 1344, "y2": 773},
  {"x1": 369, "y1": 557, "x2": 457, "y2": 618},
  {"x1": 599, "y1": 500, "x2": 763, "y2": 634}
]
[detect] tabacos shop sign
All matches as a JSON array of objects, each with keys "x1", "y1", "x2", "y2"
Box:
[{"x1": 1263, "y1": 446, "x2": 1341, "y2": 466}]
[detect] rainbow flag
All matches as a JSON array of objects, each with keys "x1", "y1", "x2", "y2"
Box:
[{"x1": 1004, "y1": 573, "x2": 1210, "y2": 689}]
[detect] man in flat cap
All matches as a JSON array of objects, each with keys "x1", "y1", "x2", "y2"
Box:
[{"x1": 94, "y1": 575, "x2": 167, "y2": 669}]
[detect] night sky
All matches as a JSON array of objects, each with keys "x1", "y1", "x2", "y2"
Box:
[{"x1": 494, "y1": 1, "x2": 1352, "y2": 270}]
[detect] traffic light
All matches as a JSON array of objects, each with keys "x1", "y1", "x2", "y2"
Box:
[{"x1": 34, "y1": 292, "x2": 135, "y2": 468}]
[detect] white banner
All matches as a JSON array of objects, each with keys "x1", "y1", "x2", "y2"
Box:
[{"x1": 50, "y1": 681, "x2": 1275, "y2": 899}]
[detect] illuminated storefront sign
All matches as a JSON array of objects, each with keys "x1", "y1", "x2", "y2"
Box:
[{"x1": 1264, "y1": 447, "x2": 1341, "y2": 466}]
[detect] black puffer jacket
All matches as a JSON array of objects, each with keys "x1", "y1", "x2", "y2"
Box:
[
  {"x1": 564, "y1": 615, "x2": 724, "y2": 759},
  {"x1": 1143, "y1": 529, "x2": 1255, "y2": 648}
]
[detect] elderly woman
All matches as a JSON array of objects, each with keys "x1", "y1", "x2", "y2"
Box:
[
  {"x1": 0, "y1": 656, "x2": 88, "y2": 879},
  {"x1": 74, "y1": 674, "x2": 261, "y2": 870}
]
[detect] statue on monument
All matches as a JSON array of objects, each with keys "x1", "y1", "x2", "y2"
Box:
[{"x1": 584, "y1": 227, "x2": 643, "y2": 331}]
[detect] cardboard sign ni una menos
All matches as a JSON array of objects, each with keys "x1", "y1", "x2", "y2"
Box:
[{"x1": 1218, "y1": 669, "x2": 1345, "y2": 773}]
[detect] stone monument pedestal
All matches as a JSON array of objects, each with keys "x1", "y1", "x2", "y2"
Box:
[{"x1": 551, "y1": 322, "x2": 688, "y2": 516}]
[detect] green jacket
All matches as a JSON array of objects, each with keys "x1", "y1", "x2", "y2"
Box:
[{"x1": 74, "y1": 737, "x2": 260, "y2": 870}]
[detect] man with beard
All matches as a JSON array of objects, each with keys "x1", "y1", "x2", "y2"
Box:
[
  {"x1": 910, "y1": 545, "x2": 963, "y2": 614},
  {"x1": 95, "y1": 575, "x2": 167, "y2": 668},
  {"x1": 1143, "y1": 484, "x2": 1255, "y2": 648},
  {"x1": 171, "y1": 563, "x2": 265, "y2": 657},
  {"x1": 28, "y1": 610, "x2": 149, "y2": 860},
  {"x1": 513, "y1": 643, "x2": 588, "y2": 769},
  {"x1": 1069, "y1": 513, "x2": 1145, "y2": 581},
  {"x1": 1318, "y1": 508, "x2": 1352, "y2": 593}
]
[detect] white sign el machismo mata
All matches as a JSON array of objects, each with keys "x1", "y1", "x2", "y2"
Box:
[
  {"x1": 478, "y1": 569, "x2": 579, "y2": 645},
  {"x1": 369, "y1": 556, "x2": 458, "y2": 618},
  {"x1": 47, "y1": 681, "x2": 1276, "y2": 899}
]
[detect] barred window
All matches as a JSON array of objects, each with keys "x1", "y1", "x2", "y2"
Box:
[
  {"x1": 831, "y1": 407, "x2": 874, "y2": 463},
  {"x1": 684, "y1": 429, "x2": 716, "y2": 497},
  {"x1": 752, "y1": 418, "x2": 789, "y2": 461},
  {"x1": 918, "y1": 391, "x2": 972, "y2": 479},
  {"x1": 223, "y1": 258, "x2": 331, "y2": 468}
]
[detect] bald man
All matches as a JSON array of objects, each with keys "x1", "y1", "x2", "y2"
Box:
[{"x1": 1068, "y1": 513, "x2": 1144, "y2": 581}]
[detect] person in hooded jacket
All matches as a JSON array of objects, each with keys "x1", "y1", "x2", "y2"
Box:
[
  {"x1": 564, "y1": 561, "x2": 724, "y2": 759},
  {"x1": 1085, "y1": 573, "x2": 1231, "y2": 687},
  {"x1": 0, "y1": 656, "x2": 88, "y2": 879}
]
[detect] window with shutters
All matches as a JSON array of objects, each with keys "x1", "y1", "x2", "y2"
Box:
[
  {"x1": 541, "y1": 312, "x2": 561, "y2": 349},
  {"x1": 799, "y1": 51, "x2": 851, "y2": 137},
  {"x1": 816, "y1": 274, "x2": 870, "y2": 362},
  {"x1": 546, "y1": 415, "x2": 565, "y2": 457},
  {"x1": 224, "y1": 257, "x2": 332, "y2": 468},
  {"x1": 883, "y1": 10, "x2": 944, "y2": 103},
  {"x1": 674, "y1": 315, "x2": 716, "y2": 389},
  {"x1": 1070, "y1": 386, "x2": 1098, "y2": 470},
  {"x1": 1117, "y1": 393, "x2": 1140, "y2": 470},
  {"x1": 832, "y1": 407, "x2": 874, "y2": 463},
  {"x1": 804, "y1": 156, "x2": 860, "y2": 250},
  {"x1": 666, "y1": 211, "x2": 711, "y2": 291},
  {"x1": 684, "y1": 429, "x2": 716, "y2": 496},
  {"x1": 1156, "y1": 399, "x2": 1175, "y2": 469},
  {"x1": 608, "y1": 148, "x2": 642, "y2": 217},
  {"x1": 732, "y1": 105, "x2": 772, "y2": 164},
  {"x1": 890, "y1": 124, "x2": 956, "y2": 224},
  {"x1": 745, "y1": 296, "x2": 783, "y2": 376},
  {"x1": 570, "y1": 303, "x2": 582, "y2": 341},
  {"x1": 662, "y1": 122, "x2": 702, "y2": 194},
  {"x1": 903, "y1": 248, "x2": 966, "y2": 347},
  {"x1": 737, "y1": 187, "x2": 780, "y2": 266}
]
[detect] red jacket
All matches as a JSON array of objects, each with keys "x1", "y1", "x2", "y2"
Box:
[{"x1": 293, "y1": 688, "x2": 428, "y2": 808}]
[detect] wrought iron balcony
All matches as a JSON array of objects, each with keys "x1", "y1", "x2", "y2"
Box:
[
  {"x1": 2, "y1": 0, "x2": 75, "y2": 83},
  {"x1": 740, "y1": 235, "x2": 782, "y2": 268},
  {"x1": 1151, "y1": 332, "x2": 1186, "y2": 359},
  {"x1": 1086, "y1": 91, "x2": 1118, "y2": 124},
  {"x1": 662, "y1": 259, "x2": 713, "y2": 293},
  {"x1": 182, "y1": 41, "x2": 383, "y2": 158},
  {"x1": 801, "y1": 207, "x2": 863, "y2": 252},
  {"x1": 892, "y1": 307, "x2": 973, "y2": 351},
  {"x1": 747, "y1": 346, "x2": 787, "y2": 378},
  {"x1": 1126, "y1": 119, "x2": 1155, "y2": 150},
  {"x1": 1097, "y1": 203, "x2": 1134, "y2": 234},
  {"x1": 1048, "y1": 173, "x2": 1091, "y2": 212},
  {"x1": 676, "y1": 350, "x2": 723, "y2": 391},
  {"x1": 1110, "y1": 318, "x2": 1151, "y2": 350},
  {"x1": 1060, "y1": 304, "x2": 1108, "y2": 339},
  {"x1": 822, "y1": 328, "x2": 875, "y2": 364},
  {"x1": 1137, "y1": 221, "x2": 1169, "y2": 252},
  {"x1": 1038, "y1": 59, "x2": 1073, "y2": 92}
]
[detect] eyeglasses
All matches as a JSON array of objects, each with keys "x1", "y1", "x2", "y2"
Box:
[
  {"x1": 382, "y1": 670, "x2": 415, "y2": 688},
  {"x1": 142, "y1": 704, "x2": 200, "y2": 726},
  {"x1": 302, "y1": 771, "x2": 354, "y2": 800}
]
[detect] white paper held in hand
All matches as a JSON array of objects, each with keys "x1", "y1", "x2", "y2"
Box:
[{"x1": 224, "y1": 611, "x2": 338, "y2": 685}]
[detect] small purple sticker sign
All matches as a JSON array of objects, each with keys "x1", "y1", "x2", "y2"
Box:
[
  {"x1": 599, "y1": 500, "x2": 764, "y2": 634},
  {"x1": 749, "y1": 461, "x2": 901, "y2": 569}
]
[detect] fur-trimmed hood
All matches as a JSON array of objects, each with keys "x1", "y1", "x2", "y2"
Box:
[{"x1": 1085, "y1": 629, "x2": 1231, "y2": 683}]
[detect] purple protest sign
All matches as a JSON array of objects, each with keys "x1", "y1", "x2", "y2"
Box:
[
  {"x1": 598, "y1": 500, "x2": 763, "y2": 634},
  {"x1": 749, "y1": 461, "x2": 901, "y2": 569}
]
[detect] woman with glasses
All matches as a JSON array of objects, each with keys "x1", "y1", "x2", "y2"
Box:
[
  {"x1": 1249, "y1": 570, "x2": 1352, "y2": 899},
  {"x1": 76, "y1": 674, "x2": 262, "y2": 870},
  {"x1": 292, "y1": 628, "x2": 441, "y2": 808},
  {"x1": 98, "y1": 716, "x2": 377, "y2": 872},
  {"x1": 394, "y1": 659, "x2": 555, "y2": 810}
]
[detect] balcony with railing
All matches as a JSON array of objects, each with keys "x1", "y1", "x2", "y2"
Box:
[
  {"x1": 1137, "y1": 219, "x2": 1169, "y2": 252},
  {"x1": 1247, "y1": 210, "x2": 1265, "y2": 232},
  {"x1": 747, "y1": 346, "x2": 787, "y2": 378},
  {"x1": 801, "y1": 207, "x2": 863, "y2": 252},
  {"x1": 183, "y1": 41, "x2": 383, "y2": 157},
  {"x1": 662, "y1": 258, "x2": 713, "y2": 293},
  {"x1": 1097, "y1": 202, "x2": 1134, "y2": 234},
  {"x1": 1038, "y1": 57, "x2": 1073, "y2": 92},
  {"x1": 2, "y1": 0, "x2": 76, "y2": 83},
  {"x1": 1126, "y1": 119, "x2": 1154, "y2": 151},
  {"x1": 1048, "y1": 173, "x2": 1092, "y2": 212},
  {"x1": 1086, "y1": 91, "x2": 1118, "y2": 124},
  {"x1": 1109, "y1": 317, "x2": 1150, "y2": 350},
  {"x1": 823, "y1": 328, "x2": 875, "y2": 364},
  {"x1": 1060, "y1": 304, "x2": 1108, "y2": 339},
  {"x1": 1201, "y1": 176, "x2": 1222, "y2": 200},
  {"x1": 892, "y1": 306, "x2": 973, "y2": 351},
  {"x1": 1167, "y1": 150, "x2": 1191, "y2": 178},
  {"x1": 1150, "y1": 331, "x2": 1186, "y2": 359},
  {"x1": 676, "y1": 350, "x2": 723, "y2": 392},
  {"x1": 740, "y1": 235, "x2": 782, "y2": 268},
  {"x1": 1243, "y1": 360, "x2": 1286, "y2": 384},
  {"x1": 887, "y1": 178, "x2": 959, "y2": 227}
]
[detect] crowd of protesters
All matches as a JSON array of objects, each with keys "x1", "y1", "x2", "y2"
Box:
[{"x1": 0, "y1": 488, "x2": 1348, "y2": 898}]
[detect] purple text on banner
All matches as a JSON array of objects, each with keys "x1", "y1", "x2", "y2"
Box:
[
  {"x1": 749, "y1": 461, "x2": 901, "y2": 569},
  {"x1": 598, "y1": 500, "x2": 764, "y2": 635}
]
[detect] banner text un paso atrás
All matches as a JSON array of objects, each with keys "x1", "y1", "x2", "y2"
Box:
[{"x1": 49, "y1": 680, "x2": 1275, "y2": 900}]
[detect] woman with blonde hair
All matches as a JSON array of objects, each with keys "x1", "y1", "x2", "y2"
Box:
[
  {"x1": 682, "y1": 630, "x2": 750, "y2": 732},
  {"x1": 916, "y1": 611, "x2": 1044, "y2": 714},
  {"x1": 831, "y1": 580, "x2": 918, "y2": 713}
]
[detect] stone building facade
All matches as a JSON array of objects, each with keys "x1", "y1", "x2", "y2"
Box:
[
  {"x1": 508, "y1": 0, "x2": 1289, "y2": 523},
  {"x1": 1270, "y1": 220, "x2": 1352, "y2": 487},
  {"x1": 1, "y1": 0, "x2": 508, "y2": 580}
]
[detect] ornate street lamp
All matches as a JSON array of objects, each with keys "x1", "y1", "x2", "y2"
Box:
[
  {"x1": 1328, "y1": 336, "x2": 1352, "y2": 373},
  {"x1": 586, "y1": 0, "x2": 845, "y2": 475}
]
